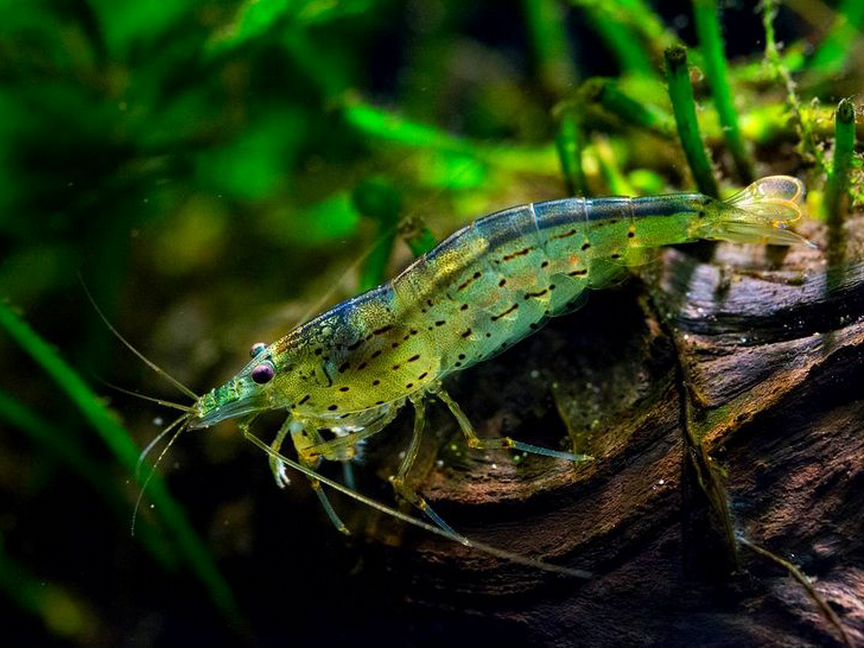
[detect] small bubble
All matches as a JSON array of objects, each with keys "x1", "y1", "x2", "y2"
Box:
[
  {"x1": 491, "y1": 463, "x2": 498, "y2": 470},
  {"x1": 435, "y1": 459, "x2": 444, "y2": 468},
  {"x1": 530, "y1": 369, "x2": 540, "y2": 379},
  {"x1": 658, "y1": 478, "x2": 665, "y2": 486},
  {"x1": 153, "y1": 416, "x2": 164, "y2": 426}
]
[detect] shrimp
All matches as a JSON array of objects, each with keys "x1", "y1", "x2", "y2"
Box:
[{"x1": 186, "y1": 175, "x2": 808, "y2": 537}]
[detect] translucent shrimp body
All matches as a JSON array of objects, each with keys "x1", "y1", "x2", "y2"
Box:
[{"x1": 190, "y1": 175, "x2": 807, "y2": 533}]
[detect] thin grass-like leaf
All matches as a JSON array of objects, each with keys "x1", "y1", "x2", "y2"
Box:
[
  {"x1": 342, "y1": 98, "x2": 560, "y2": 174},
  {"x1": 693, "y1": 0, "x2": 753, "y2": 183},
  {"x1": 354, "y1": 177, "x2": 402, "y2": 292},
  {"x1": 582, "y1": 77, "x2": 676, "y2": 138},
  {"x1": 0, "y1": 389, "x2": 177, "y2": 569},
  {"x1": 554, "y1": 101, "x2": 589, "y2": 196},
  {"x1": 523, "y1": 0, "x2": 580, "y2": 94},
  {"x1": 0, "y1": 301, "x2": 241, "y2": 626}
]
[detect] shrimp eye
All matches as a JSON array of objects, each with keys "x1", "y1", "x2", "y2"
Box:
[
  {"x1": 250, "y1": 342, "x2": 268, "y2": 358},
  {"x1": 251, "y1": 362, "x2": 275, "y2": 384}
]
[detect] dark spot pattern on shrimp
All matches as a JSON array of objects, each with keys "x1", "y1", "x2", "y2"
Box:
[{"x1": 189, "y1": 177, "x2": 807, "y2": 544}]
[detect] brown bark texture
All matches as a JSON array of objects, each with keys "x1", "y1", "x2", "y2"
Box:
[{"x1": 349, "y1": 218, "x2": 864, "y2": 648}]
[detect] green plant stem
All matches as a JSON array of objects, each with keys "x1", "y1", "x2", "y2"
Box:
[
  {"x1": 595, "y1": 137, "x2": 636, "y2": 195},
  {"x1": 568, "y1": 0, "x2": 679, "y2": 61},
  {"x1": 582, "y1": 77, "x2": 676, "y2": 138},
  {"x1": 399, "y1": 215, "x2": 438, "y2": 257},
  {"x1": 664, "y1": 45, "x2": 719, "y2": 197},
  {"x1": 554, "y1": 102, "x2": 589, "y2": 196},
  {"x1": 523, "y1": 0, "x2": 579, "y2": 94},
  {"x1": 693, "y1": 0, "x2": 753, "y2": 183},
  {"x1": 825, "y1": 99, "x2": 857, "y2": 226},
  {"x1": 354, "y1": 177, "x2": 401, "y2": 291},
  {"x1": 587, "y1": 9, "x2": 655, "y2": 77}
]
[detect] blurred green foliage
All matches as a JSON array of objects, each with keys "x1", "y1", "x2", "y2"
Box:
[{"x1": 0, "y1": 1, "x2": 861, "y2": 646}]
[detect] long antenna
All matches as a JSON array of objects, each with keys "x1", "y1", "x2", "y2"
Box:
[{"x1": 79, "y1": 277, "x2": 199, "y2": 401}]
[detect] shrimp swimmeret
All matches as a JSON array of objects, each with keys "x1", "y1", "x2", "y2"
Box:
[{"x1": 148, "y1": 175, "x2": 808, "y2": 559}]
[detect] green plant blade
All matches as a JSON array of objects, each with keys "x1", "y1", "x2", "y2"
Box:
[
  {"x1": 0, "y1": 301, "x2": 241, "y2": 627},
  {"x1": 0, "y1": 389, "x2": 178, "y2": 569},
  {"x1": 693, "y1": 0, "x2": 753, "y2": 183}
]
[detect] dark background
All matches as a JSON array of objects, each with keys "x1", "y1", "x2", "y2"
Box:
[{"x1": 0, "y1": 1, "x2": 854, "y2": 646}]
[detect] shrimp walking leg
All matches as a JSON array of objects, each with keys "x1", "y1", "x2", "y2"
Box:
[
  {"x1": 269, "y1": 421, "x2": 291, "y2": 488},
  {"x1": 434, "y1": 386, "x2": 592, "y2": 462},
  {"x1": 288, "y1": 419, "x2": 351, "y2": 535},
  {"x1": 390, "y1": 397, "x2": 460, "y2": 538}
]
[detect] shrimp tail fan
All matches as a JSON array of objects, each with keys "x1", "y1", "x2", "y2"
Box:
[{"x1": 704, "y1": 175, "x2": 815, "y2": 248}]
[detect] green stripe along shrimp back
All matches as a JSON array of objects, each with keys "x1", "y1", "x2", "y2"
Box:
[{"x1": 186, "y1": 175, "x2": 808, "y2": 544}]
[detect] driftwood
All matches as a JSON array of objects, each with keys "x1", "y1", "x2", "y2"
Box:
[{"x1": 342, "y1": 217, "x2": 864, "y2": 648}]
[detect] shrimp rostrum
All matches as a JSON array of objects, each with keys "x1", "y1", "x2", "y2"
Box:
[{"x1": 186, "y1": 175, "x2": 808, "y2": 536}]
